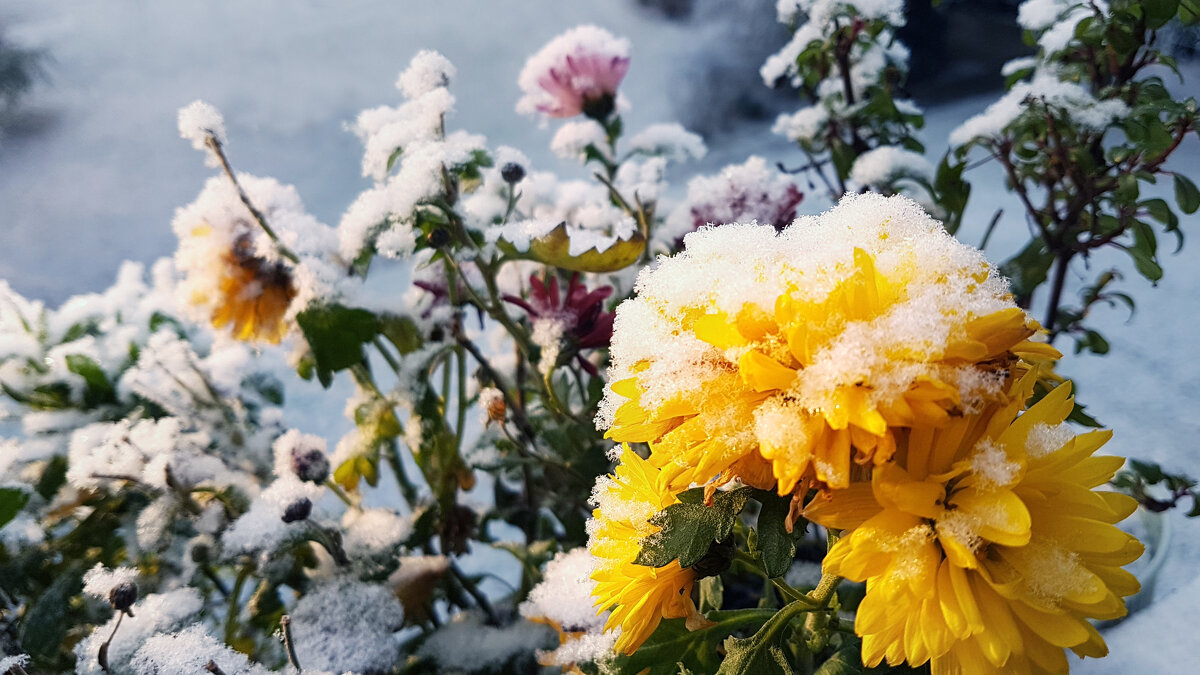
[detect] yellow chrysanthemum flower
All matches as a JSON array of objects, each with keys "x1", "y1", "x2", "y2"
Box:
[
  {"x1": 202, "y1": 229, "x2": 296, "y2": 343},
  {"x1": 173, "y1": 176, "x2": 318, "y2": 344},
  {"x1": 805, "y1": 379, "x2": 1142, "y2": 674},
  {"x1": 588, "y1": 445, "x2": 698, "y2": 654},
  {"x1": 599, "y1": 193, "x2": 1058, "y2": 494}
]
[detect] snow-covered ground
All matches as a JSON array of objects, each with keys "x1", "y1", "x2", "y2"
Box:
[{"x1": 2, "y1": 1, "x2": 1198, "y2": 671}]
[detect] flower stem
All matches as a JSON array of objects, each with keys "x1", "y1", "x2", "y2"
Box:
[{"x1": 203, "y1": 134, "x2": 299, "y2": 264}]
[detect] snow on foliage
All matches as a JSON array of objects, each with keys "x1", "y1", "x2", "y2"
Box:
[
  {"x1": 416, "y1": 611, "x2": 556, "y2": 672},
  {"x1": 288, "y1": 579, "x2": 406, "y2": 673},
  {"x1": 949, "y1": 71, "x2": 1130, "y2": 147},
  {"x1": 129, "y1": 625, "x2": 270, "y2": 675},
  {"x1": 177, "y1": 100, "x2": 226, "y2": 166},
  {"x1": 74, "y1": 589, "x2": 204, "y2": 675}
]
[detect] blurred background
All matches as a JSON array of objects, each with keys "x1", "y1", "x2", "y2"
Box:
[{"x1": 1, "y1": 2, "x2": 1198, "y2": 671}]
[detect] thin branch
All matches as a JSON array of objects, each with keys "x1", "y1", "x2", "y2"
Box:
[
  {"x1": 203, "y1": 134, "x2": 299, "y2": 264},
  {"x1": 280, "y1": 615, "x2": 302, "y2": 672}
]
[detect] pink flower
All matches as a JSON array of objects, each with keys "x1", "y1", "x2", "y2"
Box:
[
  {"x1": 504, "y1": 273, "x2": 614, "y2": 375},
  {"x1": 517, "y1": 26, "x2": 631, "y2": 120}
]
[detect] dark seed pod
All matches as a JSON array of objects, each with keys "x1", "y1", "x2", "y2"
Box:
[
  {"x1": 427, "y1": 228, "x2": 451, "y2": 248},
  {"x1": 282, "y1": 497, "x2": 313, "y2": 524},
  {"x1": 500, "y1": 162, "x2": 526, "y2": 184},
  {"x1": 108, "y1": 581, "x2": 138, "y2": 613},
  {"x1": 291, "y1": 447, "x2": 330, "y2": 484}
]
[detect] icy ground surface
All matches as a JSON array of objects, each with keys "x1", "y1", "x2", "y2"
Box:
[{"x1": 2, "y1": 1, "x2": 1199, "y2": 671}]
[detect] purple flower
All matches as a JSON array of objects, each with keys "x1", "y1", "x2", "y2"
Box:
[{"x1": 504, "y1": 273, "x2": 614, "y2": 375}]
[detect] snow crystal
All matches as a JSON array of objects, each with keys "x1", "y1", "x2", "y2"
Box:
[
  {"x1": 662, "y1": 156, "x2": 804, "y2": 243},
  {"x1": 289, "y1": 579, "x2": 405, "y2": 673},
  {"x1": 74, "y1": 589, "x2": 203, "y2": 675},
  {"x1": 1017, "y1": 0, "x2": 1067, "y2": 31},
  {"x1": 521, "y1": 548, "x2": 606, "y2": 632},
  {"x1": 970, "y1": 439, "x2": 1021, "y2": 490},
  {"x1": 272, "y1": 428, "x2": 329, "y2": 480},
  {"x1": 949, "y1": 72, "x2": 1129, "y2": 147},
  {"x1": 220, "y1": 476, "x2": 326, "y2": 557},
  {"x1": 550, "y1": 120, "x2": 610, "y2": 164},
  {"x1": 0, "y1": 655, "x2": 29, "y2": 675},
  {"x1": 389, "y1": 554, "x2": 450, "y2": 591},
  {"x1": 1000, "y1": 56, "x2": 1039, "y2": 78},
  {"x1": 82, "y1": 563, "x2": 139, "y2": 600},
  {"x1": 1026, "y1": 422, "x2": 1076, "y2": 458},
  {"x1": 129, "y1": 624, "x2": 269, "y2": 675},
  {"x1": 532, "y1": 317, "x2": 566, "y2": 377},
  {"x1": 396, "y1": 49, "x2": 456, "y2": 99},
  {"x1": 416, "y1": 612, "x2": 555, "y2": 672},
  {"x1": 177, "y1": 100, "x2": 225, "y2": 166},
  {"x1": 341, "y1": 507, "x2": 413, "y2": 558},
  {"x1": 772, "y1": 105, "x2": 830, "y2": 144},
  {"x1": 627, "y1": 123, "x2": 706, "y2": 163},
  {"x1": 600, "y1": 192, "x2": 1016, "y2": 430},
  {"x1": 849, "y1": 146, "x2": 934, "y2": 188}
]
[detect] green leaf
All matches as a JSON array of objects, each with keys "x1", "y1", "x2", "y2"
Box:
[
  {"x1": 1141, "y1": 198, "x2": 1179, "y2": 230},
  {"x1": 813, "y1": 643, "x2": 864, "y2": 675},
  {"x1": 1143, "y1": 0, "x2": 1180, "y2": 28},
  {"x1": 1082, "y1": 329, "x2": 1110, "y2": 355},
  {"x1": 717, "y1": 604, "x2": 803, "y2": 675},
  {"x1": 756, "y1": 491, "x2": 800, "y2": 578},
  {"x1": 999, "y1": 239, "x2": 1055, "y2": 302},
  {"x1": 1126, "y1": 248, "x2": 1163, "y2": 283},
  {"x1": 378, "y1": 314, "x2": 423, "y2": 355},
  {"x1": 635, "y1": 488, "x2": 751, "y2": 569},
  {"x1": 610, "y1": 611, "x2": 774, "y2": 675},
  {"x1": 65, "y1": 354, "x2": 116, "y2": 407},
  {"x1": 19, "y1": 567, "x2": 83, "y2": 658},
  {"x1": 1182, "y1": 0, "x2": 1200, "y2": 25},
  {"x1": 1113, "y1": 173, "x2": 1140, "y2": 204},
  {"x1": 700, "y1": 575, "x2": 724, "y2": 613},
  {"x1": 1175, "y1": 174, "x2": 1200, "y2": 214},
  {"x1": 35, "y1": 455, "x2": 68, "y2": 501},
  {"x1": 1130, "y1": 459, "x2": 1166, "y2": 484},
  {"x1": 0, "y1": 487, "x2": 30, "y2": 528},
  {"x1": 295, "y1": 304, "x2": 379, "y2": 388}
]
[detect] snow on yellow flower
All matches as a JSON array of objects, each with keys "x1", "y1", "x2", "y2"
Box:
[
  {"x1": 173, "y1": 175, "x2": 330, "y2": 344},
  {"x1": 598, "y1": 193, "x2": 1056, "y2": 494},
  {"x1": 805, "y1": 378, "x2": 1142, "y2": 674},
  {"x1": 588, "y1": 445, "x2": 698, "y2": 655}
]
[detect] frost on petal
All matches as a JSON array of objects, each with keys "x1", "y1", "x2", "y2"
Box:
[
  {"x1": 516, "y1": 25, "x2": 631, "y2": 119},
  {"x1": 662, "y1": 156, "x2": 804, "y2": 243}
]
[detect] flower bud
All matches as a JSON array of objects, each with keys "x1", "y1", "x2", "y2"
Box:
[
  {"x1": 282, "y1": 497, "x2": 313, "y2": 524},
  {"x1": 291, "y1": 447, "x2": 330, "y2": 484},
  {"x1": 500, "y1": 162, "x2": 526, "y2": 184},
  {"x1": 108, "y1": 581, "x2": 138, "y2": 613}
]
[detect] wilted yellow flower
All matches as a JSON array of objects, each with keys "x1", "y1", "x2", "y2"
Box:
[
  {"x1": 599, "y1": 193, "x2": 1056, "y2": 494},
  {"x1": 588, "y1": 445, "x2": 697, "y2": 654},
  {"x1": 173, "y1": 176, "x2": 320, "y2": 344},
  {"x1": 203, "y1": 229, "x2": 296, "y2": 343},
  {"x1": 806, "y1": 378, "x2": 1142, "y2": 674}
]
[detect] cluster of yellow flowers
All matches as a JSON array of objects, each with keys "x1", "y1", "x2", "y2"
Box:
[{"x1": 587, "y1": 194, "x2": 1141, "y2": 673}]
